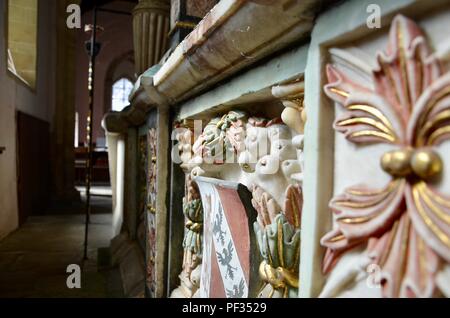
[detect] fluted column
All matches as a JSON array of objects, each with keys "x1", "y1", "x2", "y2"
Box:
[{"x1": 133, "y1": 0, "x2": 170, "y2": 75}]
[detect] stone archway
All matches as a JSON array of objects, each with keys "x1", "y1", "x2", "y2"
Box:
[{"x1": 103, "y1": 51, "x2": 135, "y2": 114}]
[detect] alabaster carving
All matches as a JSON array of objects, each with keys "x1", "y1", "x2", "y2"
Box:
[
  {"x1": 171, "y1": 124, "x2": 205, "y2": 298},
  {"x1": 195, "y1": 177, "x2": 256, "y2": 298},
  {"x1": 242, "y1": 117, "x2": 302, "y2": 298},
  {"x1": 253, "y1": 184, "x2": 302, "y2": 298},
  {"x1": 137, "y1": 136, "x2": 148, "y2": 251},
  {"x1": 272, "y1": 80, "x2": 306, "y2": 134},
  {"x1": 321, "y1": 15, "x2": 450, "y2": 298},
  {"x1": 172, "y1": 107, "x2": 304, "y2": 298},
  {"x1": 272, "y1": 80, "x2": 306, "y2": 184},
  {"x1": 146, "y1": 128, "x2": 158, "y2": 296},
  {"x1": 239, "y1": 118, "x2": 302, "y2": 208},
  {"x1": 192, "y1": 111, "x2": 247, "y2": 166}
]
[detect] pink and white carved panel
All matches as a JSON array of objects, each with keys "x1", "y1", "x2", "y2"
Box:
[{"x1": 319, "y1": 13, "x2": 450, "y2": 298}]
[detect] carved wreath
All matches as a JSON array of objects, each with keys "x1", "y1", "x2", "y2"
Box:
[{"x1": 321, "y1": 15, "x2": 450, "y2": 297}]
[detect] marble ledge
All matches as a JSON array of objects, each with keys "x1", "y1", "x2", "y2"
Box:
[
  {"x1": 151, "y1": 0, "x2": 319, "y2": 106},
  {"x1": 176, "y1": 43, "x2": 309, "y2": 121}
]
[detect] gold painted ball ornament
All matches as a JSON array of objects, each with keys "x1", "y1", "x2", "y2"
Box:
[{"x1": 381, "y1": 147, "x2": 442, "y2": 180}]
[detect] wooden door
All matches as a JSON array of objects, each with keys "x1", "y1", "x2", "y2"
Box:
[{"x1": 16, "y1": 111, "x2": 50, "y2": 225}]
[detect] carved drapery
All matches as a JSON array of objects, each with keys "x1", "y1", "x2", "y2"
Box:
[
  {"x1": 171, "y1": 105, "x2": 305, "y2": 298},
  {"x1": 195, "y1": 177, "x2": 257, "y2": 298},
  {"x1": 321, "y1": 15, "x2": 450, "y2": 298}
]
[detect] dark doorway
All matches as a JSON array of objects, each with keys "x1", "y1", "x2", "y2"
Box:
[{"x1": 16, "y1": 111, "x2": 50, "y2": 225}]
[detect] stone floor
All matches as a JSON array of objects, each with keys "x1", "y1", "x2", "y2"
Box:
[{"x1": 0, "y1": 193, "x2": 123, "y2": 298}]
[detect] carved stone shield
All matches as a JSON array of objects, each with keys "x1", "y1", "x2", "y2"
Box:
[{"x1": 195, "y1": 177, "x2": 259, "y2": 298}]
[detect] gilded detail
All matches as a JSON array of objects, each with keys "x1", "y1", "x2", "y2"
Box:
[
  {"x1": 322, "y1": 15, "x2": 450, "y2": 297},
  {"x1": 253, "y1": 185, "x2": 302, "y2": 298}
]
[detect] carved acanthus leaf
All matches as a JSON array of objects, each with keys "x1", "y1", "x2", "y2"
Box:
[{"x1": 321, "y1": 15, "x2": 450, "y2": 298}]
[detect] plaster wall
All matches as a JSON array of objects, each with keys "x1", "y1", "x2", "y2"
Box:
[{"x1": 0, "y1": 0, "x2": 57, "y2": 239}]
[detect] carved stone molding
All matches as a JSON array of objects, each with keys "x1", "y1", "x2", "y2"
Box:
[{"x1": 321, "y1": 15, "x2": 450, "y2": 298}]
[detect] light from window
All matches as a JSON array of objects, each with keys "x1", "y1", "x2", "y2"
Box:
[
  {"x1": 7, "y1": 0, "x2": 38, "y2": 89},
  {"x1": 112, "y1": 78, "x2": 133, "y2": 112}
]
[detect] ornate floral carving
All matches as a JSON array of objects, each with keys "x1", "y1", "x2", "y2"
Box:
[
  {"x1": 172, "y1": 109, "x2": 304, "y2": 298},
  {"x1": 146, "y1": 128, "x2": 158, "y2": 296},
  {"x1": 175, "y1": 121, "x2": 195, "y2": 168},
  {"x1": 171, "y1": 123, "x2": 204, "y2": 298},
  {"x1": 243, "y1": 114, "x2": 303, "y2": 298},
  {"x1": 321, "y1": 15, "x2": 450, "y2": 297},
  {"x1": 138, "y1": 135, "x2": 148, "y2": 251},
  {"x1": 253, "y1": 184, "x2": 302, "y2": 298},
  {"x1": 193, "y1": 111, "x2": 247, "y2": 165}
]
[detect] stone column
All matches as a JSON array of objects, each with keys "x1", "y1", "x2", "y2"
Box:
[
  {"x1": 51, "y1": 0, "x2": 80, "y2": 203},
  {"x1": 133, "y1": 0, "x2": 170, "y2": 75},
  {"x1": 105, "y1": 132, "x2": 126, "y2": 237}
]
